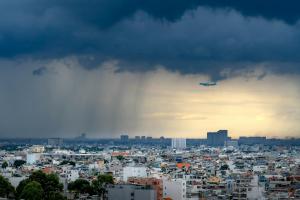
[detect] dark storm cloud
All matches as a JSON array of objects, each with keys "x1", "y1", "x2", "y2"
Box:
[{"x1": 1, "y1": 0, "x2": 300, "y2": 79}]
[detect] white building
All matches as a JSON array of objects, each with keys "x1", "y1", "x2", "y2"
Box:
[
  {"x1": 26, "y1": 153, "x2": 41, "y2": 164},
  {"x1": 253, "y1": 165, "x2": 268, "y2": 173},
  {"x1": 63, "y1": 169, "x2": 79, "y2": 182},
  {"x1": 123, "y1": 166, "x2": 147, "y2": 181},
  {"x1": 30, "y1": 145, "x2": 45, "y2": 153},
  {"x1": 163, "y1": 178, "x2": 186, "y2": 200},
  {"x1": 171, "y1": 138, "x2": 186, "y2": 149},
  {"x1": 79, "y1": 149, "x2": 86, "y2": 154},
  {"x1": 88, "y1": 161, "x2": 105, "y2": 171},
  {"x1": 53, "y1": 149, "x2": 73, "y2": 155}
]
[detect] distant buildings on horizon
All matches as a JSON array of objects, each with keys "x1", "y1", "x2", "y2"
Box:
[
  {"x1": 171, "y1": 138, "x2": 186, "y2": 149},
  {"x1": 207, "y1": 130, "x2": 229, "y2": 147},
  {"x1": 0, "y1": 130, "x2": 296, "y2": 147},
  {"x1": 116, "y1": 131, "x2": 287, "y2": 147},
  {"x1": 47, "y1": 138, "x2": 63, "y2": 146}
]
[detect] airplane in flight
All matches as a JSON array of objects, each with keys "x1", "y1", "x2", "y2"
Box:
[{"x1": 199, "y1": 81, "x2": 217, "y2": 87}]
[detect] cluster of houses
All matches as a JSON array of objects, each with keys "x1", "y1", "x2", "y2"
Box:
[{"x1": 1, "y1": 143, "x2": 300, "y2": 199}]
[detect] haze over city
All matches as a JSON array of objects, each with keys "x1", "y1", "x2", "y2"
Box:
[{"x1": 0, "y1": 0, "x2": 300, "y2": 138}]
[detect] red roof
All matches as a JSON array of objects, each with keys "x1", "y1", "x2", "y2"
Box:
[{"x1": 176, "y1": 163, "x2": 191, "y2": 169}]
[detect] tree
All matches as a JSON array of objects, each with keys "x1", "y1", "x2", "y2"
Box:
[
  {"x1": 16, "y1": 179, "x2": 31, "y2": 199},
  {"x1": 20, "y1": 181, "x2": 43, "y2": 200},
  {"x1": 29, "y1": 170, "x2": 48, "y2": 186},
  {"x1": 68, "y1": 179, "x2": 93, "y2": 196},
  {"x1": 220, "y1": 164, "x2": 229, "y2": 170},
  {"x1": 0, "y1": 175, "x2": 15, "y2": 198},
  {"x1": 59, "y1": 160, "x2": 75, "y2": 166},
  {"x1": 92, "y1": 174, "x2": 114, "y2": 198},
  {"x1": 1, "y1": 161, "x2": 8, "y2": 169},
  {"x1": 16, "y1": 170, "x2": 64, "y2": 200},
  {"x1": 13, "y1": 160, "x2": 26, "y2": 168},
  {"x1": 48, "y1": 191, "x2": 67, "y2": 200},
  {"x1": 116, "y1": 155, "x2": 124, "y2": 161},
  {"x1": 44, "y1": 173, "x2": 64, "y2": 193},
  {"x1": 29, "y1": 171, "x2": 63, "y2": 200}
]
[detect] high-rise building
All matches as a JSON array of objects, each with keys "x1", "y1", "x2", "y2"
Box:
[
  {"x1": 121, "y1": 134, "x2": 129, "y2": 141},
  {"x1": 135, "y1": 136, "x2": 141, "y2": 140},
  {"x1": 47, "y1": 138, "x2": 63, "y2": 146},
  {"x1": 207, "y1": 130, "x2": 228, "y2": 146},
  {"x1": 146, "y1": 136, "x2": 152, "y2": 140},
  {"x1": 171, "y1": 138, "x2": 186, "y2": 149}
]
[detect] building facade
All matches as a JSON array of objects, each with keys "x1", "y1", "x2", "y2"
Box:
[
  {"x1": 123, "y1": 166, "x2": 147, "y2": 181},
  {"x1": 207, "y1": 130, "x2": 228, "y2": 146},
  {"x1": 163, "y1": 178, "x2": 186, "y2": 200},
  {"x1": 128, "y1": 177, "x2": 163, "y2": 200},
  {"x1": 107, "y1": 184, "x2": 157, "y2": 200},
  {"x1": 171, "y1": 138, "x2": 186, "y2": 149}
]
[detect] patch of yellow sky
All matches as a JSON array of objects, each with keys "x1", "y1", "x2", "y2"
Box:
[{"x1": 135, "y1": 69, "x2": 300, "y2": 139}]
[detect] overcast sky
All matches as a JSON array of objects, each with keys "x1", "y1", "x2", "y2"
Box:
[{"x1": 0, "y1": 1, "x2": 300, "y2": 138}]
